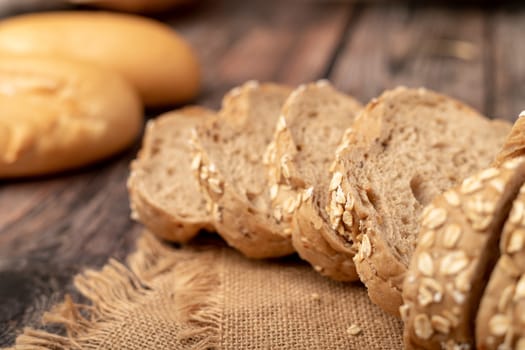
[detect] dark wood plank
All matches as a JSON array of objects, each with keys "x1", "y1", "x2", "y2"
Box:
[
  {"x1": 0, "y1": 0, "x2": 350, "y2": 346},
  {"x1": 330, "y1": 4, "x2": 487, "y2": 113},
  {"x1": 171, "y1": 0, "x2": 352, "y2": 106},
  {"x1": 491, "y1": 5, "x2": 525, "y2": 121}
]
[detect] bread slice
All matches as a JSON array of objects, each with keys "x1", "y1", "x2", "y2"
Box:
[
  {"x1": 476, "y1": 182, "x2": 525, "y2": 350},
  {"x1": 128, "y1": 106, "x2": 215, "y2": 243},
  {"x1": 401, "y1": 157, "x2": 525, "y2": 350},
  {"x1": 494, "y1": 111, "x2": 525, "y2": 167},
  {"x1": 264, "y1": 81, "x2": 363, "y2": 280},
  {"x1": 327, "y1": 87, "x2": 511, "y2": 315},
  {"x1": 192, "y1": 81, "x2": 294, "y2": 258}
]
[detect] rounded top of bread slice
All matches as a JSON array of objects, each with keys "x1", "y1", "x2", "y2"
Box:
[
  {"x1": 401, "y1": 157, "x2": 525, "y2": 350},
  {"x1": 329, "y1": 87, "x2": 511, "y2": 314},
  {"x1": 476, "y1": 181, "x2": 525, "y2": 350},
  {"x1": 192, "y1": 81, "x2": 294, "y2": 258},
  {"x1": 128, "y1": 106, "x2": 215, "y2": 242}
]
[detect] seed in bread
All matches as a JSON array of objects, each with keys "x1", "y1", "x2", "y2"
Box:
[
  {"x1": 128, "y1": 107, "x2": 215, "y2": 243},
  {"x1": 264, "y1": 81, "x2": 362, "y2": 281},
  {"x1": 476, "y1": 180, "x2": 525, "y2": 349},
  {"x1": 192, "y1": 81, "x2": 294, "y2": 258},
  {"x1": 0, "y1": 55, "x2": 142, "y2": 178},
  {"x1": 0, "y1": 11, "x2": 200, "y2": 107},
  {"x1": 329, "y1": 87, "x2": 511, "y2": 315},
  {"x1": 402, "y1": 157, "x2": 525, "y2": 350}
]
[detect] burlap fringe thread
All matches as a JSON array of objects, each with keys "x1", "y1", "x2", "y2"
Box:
[{"x1": 9, "y1": 233, "x2": 222, "y2": 350}]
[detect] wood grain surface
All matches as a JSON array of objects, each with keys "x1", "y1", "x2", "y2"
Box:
[{"x1": 1, "y1": 0, "x2": 524, "y2": 346}]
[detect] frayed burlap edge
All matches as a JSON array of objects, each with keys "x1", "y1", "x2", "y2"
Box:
[{"x1": 8, "y1": 232, "x2": 223, "y2": 350}]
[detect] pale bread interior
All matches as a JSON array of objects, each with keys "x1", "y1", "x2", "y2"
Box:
[
  {"x1": 345, "y1": 88, "x2": 511, "y2": 267},
  {"x1": 137, "y1": 110, "x2": 212, "y2": 220}
]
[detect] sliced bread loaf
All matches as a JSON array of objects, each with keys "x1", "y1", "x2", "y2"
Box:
[
  {"x1": 401, "y1": 157, "x2": 525, "y2": 350},
  {"x1": 192, "y1": 81, "x2": 294, "y2": 258},
  {"x1": 264, "y1": 81, "x2": 363, "y2": 280},
  {"x1": 476, "y1": 182, "x2": 525, "y2": 350},
  {"x1": 328, "y1": 87, "x2": 511, "y2": 315},
  {"x1": 128, "y1": 106, "x2": 215, "y2": 243}
]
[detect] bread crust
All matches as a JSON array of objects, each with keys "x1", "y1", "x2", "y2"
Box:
[
  {"x1": 353, "y1": 230, "x2": 407, "y2": 315},
  {"x1": 192, "y1": 82, "x2": 295, "y2": 258},
  {"x1": 476, "y1": 183, "x2": 525, "y2": 350},
  {"x1": 401, "y1": 157, "x2": 525, "y2": 350},
  {"x1": 128, "y1": 107, "x2": 215, "y2": 243},
  {"x1": 292, "y1": 187, "x2": 359, "y2": 281},
  {"x1": 0, "y1": 55, "x2": 142, "y2": 178}
]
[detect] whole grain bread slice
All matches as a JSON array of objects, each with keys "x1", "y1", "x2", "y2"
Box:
[
  {"x1": 476, "y1": 182, "x2": 525, "y2": 350},
  {"x1": 328, "y1": 87, "x2": 511, "y2": 315},
  {"x1": 192, "y1": 81, "x2": 294, "y2": 258},
  {"x1": 401, "y1": 157, "x2": 525, "y2": 350},
  {"x1": 264, "y1": 81, "x2": 363, "y2": 280},
  {"x1": 128, "y1": 107, "x2": 215, "y2": 243}
]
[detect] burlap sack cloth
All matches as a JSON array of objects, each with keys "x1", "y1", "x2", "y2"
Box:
[{"x1": 9, "y1": 232, "x2": 403, "y2": 349}]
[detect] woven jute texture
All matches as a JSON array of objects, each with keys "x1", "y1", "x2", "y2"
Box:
[{"x1": 9, "y1": 232, "x2": 403, "y2": 350}]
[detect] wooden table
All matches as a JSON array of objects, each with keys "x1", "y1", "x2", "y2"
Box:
[{"x1": 1, "y1": 0, "x2": 524, "y2": 346}]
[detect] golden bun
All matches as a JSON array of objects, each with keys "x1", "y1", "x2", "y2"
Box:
[
  {"x1": 0, "y1": 55, "x2": 143, "y2": 178},
  {"x1": 0, "y1": 11, "x2": 200, "y2": 107}
]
